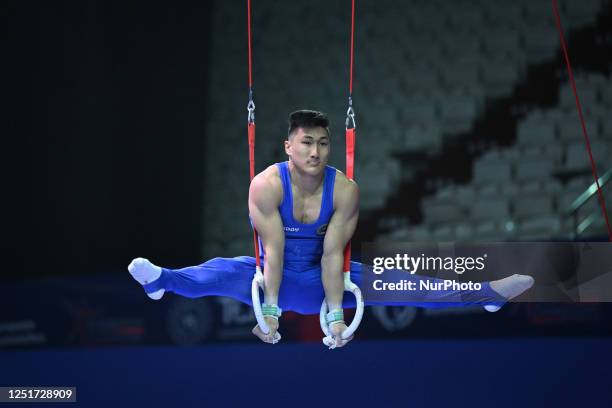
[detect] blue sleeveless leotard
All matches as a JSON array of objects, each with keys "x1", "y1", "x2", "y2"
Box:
[{"x1": 259, "y1": 161, "x2": 336, "y2": 270}]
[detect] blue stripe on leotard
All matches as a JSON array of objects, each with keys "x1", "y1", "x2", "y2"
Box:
[{"x1": 270, "y1": 161, "x2": 336, "y2": 269}]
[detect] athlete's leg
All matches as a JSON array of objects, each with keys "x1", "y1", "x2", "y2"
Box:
[
  {"x1": 129, "y1": 258, "x2": 532, "y2": 314},
  {"x1": 129, "y1": 256, "x2": 321, "y2": 315},
  {"x1": 129, "y1": 256, "x2": 257, "y2": 305},
  {"x1": 342, "y1": 261, "x2": 532, "y2": 309}
]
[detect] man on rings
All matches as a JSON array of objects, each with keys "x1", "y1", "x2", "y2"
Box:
[{"x1": 128, "y1": 110, "x2": 534, "y2": 348}]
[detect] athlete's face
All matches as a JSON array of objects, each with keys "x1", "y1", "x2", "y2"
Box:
[{"x1": 285, "y1": 127, "x2": 330, "y2": 174}]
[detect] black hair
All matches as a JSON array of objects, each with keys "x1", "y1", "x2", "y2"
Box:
[{"x1": 287, "y1": 110, "x2": 330, "y2": 139}]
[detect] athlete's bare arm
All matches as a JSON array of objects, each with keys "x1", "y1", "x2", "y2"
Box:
[
  {"x1": 248, "y1": 166, "x2": 285, "y2": 341},
  {"x1": 321, "y1": 171, "x2": 359, "y2": 345}
]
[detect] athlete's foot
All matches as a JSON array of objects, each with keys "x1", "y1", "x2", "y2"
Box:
[
  {"x1": 485, "y1": 274, "x2": 534, "y2": 312},
  {"x1": 128, "y1": 257, "x2": 165, "y2": 300},
  {"x1": 252, "y1": 316, "x2": 281, "y2": 344}
]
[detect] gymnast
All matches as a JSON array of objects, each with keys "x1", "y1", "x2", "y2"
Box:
[{"x1": 128, "y1": 110, "x2": 534, "y2": 348}]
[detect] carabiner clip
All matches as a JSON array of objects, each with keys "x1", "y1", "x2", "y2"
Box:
[
  {"x1": 247, "y1": 100, "x2": 256, "y2": 124},
  {"x1": 345, "y1": 105, "x2": 356, "y2": 129}
]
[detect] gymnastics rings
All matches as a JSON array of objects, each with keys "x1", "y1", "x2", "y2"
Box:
[
  {"x1": 319, "y1": 271, "x2": 365, "y2": 349},
  {"x1": 251, "y1": 266, "x2": 282, "y2": 343}
]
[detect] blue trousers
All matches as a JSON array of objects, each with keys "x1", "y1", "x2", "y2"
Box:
[{"x1": 143, "y1": 256, "x2": 506, "y2": 314}]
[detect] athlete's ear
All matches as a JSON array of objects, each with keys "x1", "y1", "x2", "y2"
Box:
[{"x1": 284, "y1": 139, "x2": 291, "y2": 156}]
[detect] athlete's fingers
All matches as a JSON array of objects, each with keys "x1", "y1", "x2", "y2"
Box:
[
  {"x1": 335, "y1": 334, "x2": 342, "y2": 348},
  {"x1": 334, "y1": 334, "x2": 354, "y2": 348},
  {"x1": 263, "y1": 316, "x2": 279, "y2": 343},
  {"x1": 252, "y1": 324, "x2": 274, "y2": 344}
]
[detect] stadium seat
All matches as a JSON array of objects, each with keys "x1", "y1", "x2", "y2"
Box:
[
  {"x1": 514, "y1": 196, "x2": 555, "y2": 219},
  {"x1": 515, "y1": 158, "x2": 555, "y2": 182},
  {"x1": 517, "y1": 119, "x2": 556, "y2": 146},
  {"x1": 473, "y1": 160, "x2": 513, "y2": 184},
  {"x1": 470, "y1": 198, "x2": 510, "y2": 221}
]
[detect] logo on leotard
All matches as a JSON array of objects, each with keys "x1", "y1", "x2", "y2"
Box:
[
  {"x1": 284, "y1": 227, "x2": 300, "y2": 232},
  {"x1": 316, "y1": 224, "x2": 328, "y2": 236}
]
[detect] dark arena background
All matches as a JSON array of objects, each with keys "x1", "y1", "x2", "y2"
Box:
[{"x1": 3, "y1": 0, "x2": 612, "y2": 407}]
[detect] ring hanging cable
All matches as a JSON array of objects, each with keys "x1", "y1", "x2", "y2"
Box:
[
  {"x1": 247, "y1": 0, "x2": 278, "y2": 341},
  {"x1": 320, "y1": 0, "x2": 364, "y2": 348},
  {"x1": 246, "y1": 0, "x2": 259, "y2": 266}
]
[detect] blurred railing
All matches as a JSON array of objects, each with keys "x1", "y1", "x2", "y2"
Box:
[{"x1": 567, "y1": 168, "x2": 611, "y2": 237}]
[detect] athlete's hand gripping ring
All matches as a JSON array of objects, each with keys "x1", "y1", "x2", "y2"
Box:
[
  {"x1": 251, "y1": 266, "x2": 282, "y2": 343},
  {"x1": 319, "y1": 271, "x2": 364, "y2": 348}
]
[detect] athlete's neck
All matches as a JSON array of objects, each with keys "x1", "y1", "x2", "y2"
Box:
[{"x1": 287, "y1": 161, "x2": 324, "y2": 195}]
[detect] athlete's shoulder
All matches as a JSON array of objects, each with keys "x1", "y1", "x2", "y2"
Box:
[
  {"x1": 331, "y1": 167, "x2": 358, "y2": 209},
  {"x1": 249, "y1": 163, "x2": 283, "y2": 205},
  {"x1": 331, "y1": 167, "x2": 358, "y2": 192}
]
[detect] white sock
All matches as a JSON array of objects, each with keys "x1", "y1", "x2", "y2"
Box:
[
  {"x1": 128, "y1": 257, "x2": 165, "y2": 300},
  {"x1": 485, "y1": 274, "x2": 535, "y2": 312}
]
